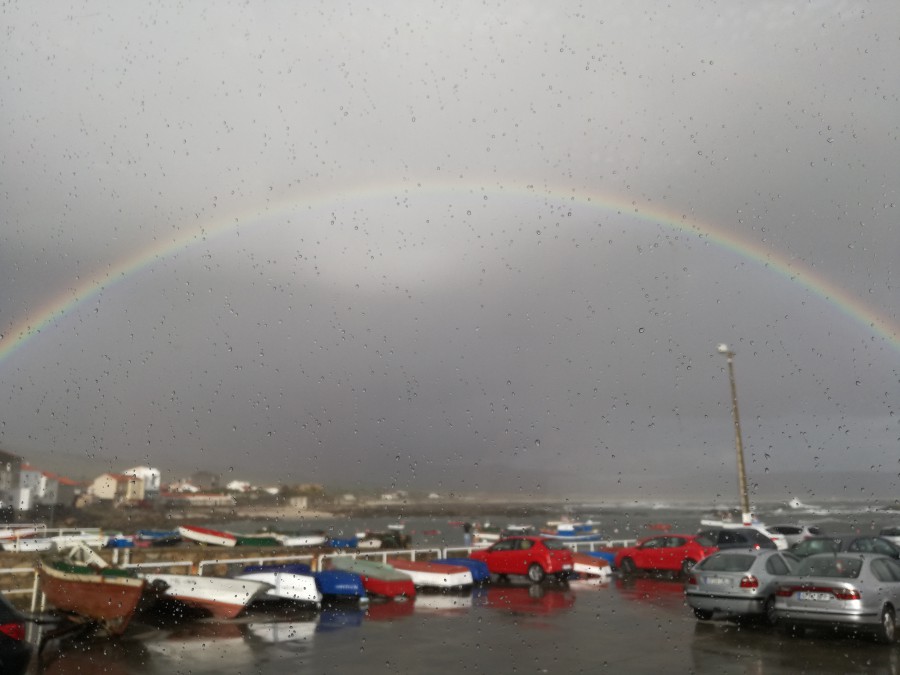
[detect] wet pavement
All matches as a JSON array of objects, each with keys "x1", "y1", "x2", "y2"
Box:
[{"x1": 25, "y1": 573, "x2": 900, "y2": 674}]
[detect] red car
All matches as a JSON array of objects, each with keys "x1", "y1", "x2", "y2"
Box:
[
  {"x1": 469, "y1": 536, "x2": 574, "y2": 583},
  {"x1": 613, "y1": 534, "x2": 718, "y2": 575}
]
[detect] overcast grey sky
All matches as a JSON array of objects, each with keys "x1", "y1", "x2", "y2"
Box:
[{"x1": 1, "y1": 1, "x2": 897, "y2": 499}]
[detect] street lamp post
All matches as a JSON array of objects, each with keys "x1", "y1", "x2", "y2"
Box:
[{"x1": 717, "y1": 343, "x2": 752, "y2": 526}]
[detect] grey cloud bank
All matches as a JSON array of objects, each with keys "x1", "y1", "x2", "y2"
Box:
[{"x1": 1, "y1": 1, "x2": 897, "y2": 500}]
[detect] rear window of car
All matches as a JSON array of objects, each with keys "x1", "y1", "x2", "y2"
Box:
[
  {"x1": 880, "y1": 527, "x2": 900, "y2": 537},
  {"x1": 542, "y1": 539, "x2": 570, "y2": 550},
  {"x1": 695, "y1": 554, "x2": 755, "y2": 572},
  {"x1": 796, "y1": 556, "x2": 862, "y2": 579},
  {"x1": 695, "y1": 534, "x2": 717, "y2": 547},
  {"x1": 770, "y1": 526, "x2": 800, "y2": 535}
]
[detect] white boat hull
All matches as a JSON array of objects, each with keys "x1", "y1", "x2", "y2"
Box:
[
  {"x1": 143, "y1": 573, "x2": 271, "y2": 619},
  {"x1": 236, "y1": 571, "x2": 322, "y2": 606},
  {"x1": 276, "y1": 534, "x2": 327, "y2": 547},
  {"x1": 177, "y1": 526, "x2": 237, "y2": 547}
]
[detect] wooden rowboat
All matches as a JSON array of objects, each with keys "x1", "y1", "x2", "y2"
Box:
[{"x1": 38, "y1": 561, "x2": 146, "y2": 635}]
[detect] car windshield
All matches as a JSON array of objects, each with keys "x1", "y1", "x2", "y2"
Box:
[
  {"x1": 796, "y1": 557, "x2": 863, "y2": 579},
  {"x1": 696, "y1": 554, "x2": 755, "y2": 572}
]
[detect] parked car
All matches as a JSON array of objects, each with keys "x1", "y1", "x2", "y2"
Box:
[
  {"x1": 684, "y1": 548, "x2": 799, "y2": 624},
  {"x1": 0, "y1": 592, "x2": 31, "y2": 675},
  {"x1": 789, "y1": 534, "x2": 900, "y2": 559},
  {"x1": 468, "y1": 536, "x2": 574, "y2": 583},
  {"x1": 775, "y1": 553, "x2": 900, "y2": 643},
  {"x1": 696, "y1": 528, "x2": 778, "y2": 551},
  {"x1": 614, "y1": 534, "x2": 718, "y2": 576},
  {"x1": 767, "y1": 524, "x2": 823, "y2": 547},
  {"x1": 879, "y1": 527, "x2": 900, "y2": 547}
]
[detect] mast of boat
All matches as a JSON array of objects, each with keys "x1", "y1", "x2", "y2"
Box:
[{"x1": 717, "y1": 343, "x2": 752, "y2": 526}]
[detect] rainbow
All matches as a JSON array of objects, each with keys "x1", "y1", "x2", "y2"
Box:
[{"x1": 1, "y1": 180, "x2": 898, "y2": 365}]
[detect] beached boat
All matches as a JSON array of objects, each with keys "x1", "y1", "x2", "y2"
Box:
[
  {"x1": 236, "y1": 564, "x2": 322, "y2": 606},
  {"x1": 38, "y1": 560, "x2": 146, "y2": 635},
  {"x1": 142, "y1": 573, "x2": 272, "y2": 619},
  {"x1": 239, "y1": 562, "x2": 367, "y2": 603},
  {"x1": 234, "y1": 534, "x2": 281, "y2": 547},
  {"x1": 432, "y1": 558, "x2": 491, "y2": 583},
  {"x1": 135, "y1": 529, "x2": 182, "y2": 546},
  {"x1": 178, "y1": 525, "x2": 237, "y2": 547},
  {"x1": 2, "y1": 537, "x2": 56, "y2": 552},
  {"x1": 386, "y1": 559, "x2": 473, "y2": 589},
  {"x1": 540, "y1": 521, "x2": 603, "y2": 542},
  {"x1": 273, "y1": 532, "x2": 327, "y2": 547},
  {"x1": 570, "y1": 552, "x2": 612, "y2": 579},
  {"x1": 329, "y1": 557, "x2": 416, "y2": 599}
]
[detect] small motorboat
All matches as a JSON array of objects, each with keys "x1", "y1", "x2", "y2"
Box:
[
  {"x1": 238, "y1": 563, "x2": 368, "y2": 604},
  {"x1": 178, "y1": 525, "x2": 237, "y2": 547},
  {"x1": 273, "y1": 532, "x2": 328, "y2": 547},
  {"x1": 431, "y1": 558, "x2": 491, "y2": 583},
  {"x1": 234, "y1": 534, "x2": 282, "y2": 547},
  {"x1": 386, "y1": 559, "x2": 473, "y2": 590},
  {"x1": 142, "y1": 573, "x2": 273, "y2": 619},
  {"x1": 570, "y1": 552, "x2": 612, "y2": 579},
  {"x1": 329, "y1": 557, "x2": 415, "y2": 599},
  {"x1": 135, "y1": 529, "x2": 183, "y2": 546},
  {"x1": 236, "y1": 564, "x2": 322, "y2": 607}
]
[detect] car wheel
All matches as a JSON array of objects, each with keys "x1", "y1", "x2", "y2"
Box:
[
  {"x1": 763, "y1": 596, "x2": 778, "y2": 626},
  {"x1": 527, "y1": 563, "x2": 546, "y2": 583},
  {"x1": 619, "y1": 558, "x2": 637, "y2": 575},
  {"x1": 693, "y1": 607, "x2": 713, "y2": 621},
  {"x1": 876, "y1": 606, "x2": 896, "y2": 644},
  {"x1": 680, "y1": 558, "x2": 696, "y2": 575}
]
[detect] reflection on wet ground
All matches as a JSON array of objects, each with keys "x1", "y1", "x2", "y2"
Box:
[{"x1": 27, "y1": 574, "x2": 900, "y2": 674}]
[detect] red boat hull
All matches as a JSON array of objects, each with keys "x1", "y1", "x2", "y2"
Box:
[
  {"x1": 39, "y1": 564, "x2": 146, "y2": 635},
  {"x1": 359, "y1": 575, "x2": 415, "y2": 599}
]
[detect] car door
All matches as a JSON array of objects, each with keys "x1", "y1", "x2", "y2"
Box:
[
  {"x1": 634, "y1": 537, "x2": 666, "y2": 569},
  {"x1": 486, "y1": 539, "x2": 518, "y2": 574},
  {"x1": 514, "y1": 538, "x2": 538, "y2": 574}
]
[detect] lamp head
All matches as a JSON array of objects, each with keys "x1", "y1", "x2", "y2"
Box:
[{"x1": 717, "y1": 343, "x2": 730, "y2": 354}]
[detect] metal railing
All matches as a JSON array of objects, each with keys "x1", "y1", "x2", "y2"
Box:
[{"x1": 2, "y1": 537, "x2": 638, "y2": 608}]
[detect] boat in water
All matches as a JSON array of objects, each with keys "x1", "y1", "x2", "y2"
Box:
[
  {"x1": 329, "y1": 557, "x2": 416, "y2": 599},
  {"x1": 142, "y1": 572, "x2": 272, "y2": 619},
  {"x1": 386, "y1": 559, "x2": 473, "y2": 589}
]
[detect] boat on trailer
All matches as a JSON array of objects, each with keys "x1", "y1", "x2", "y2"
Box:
[
  {"x1": 141, "y1": 573, "x2": 272, "y2": 619},
  {"x1": 329, "y1": 557, "x2": 416, "y2": 599},
  {"x1": 386, "y1": 559, "x2": 473, "y2": 589}
]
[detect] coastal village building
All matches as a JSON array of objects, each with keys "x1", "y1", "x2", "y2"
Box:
[
  {"x1": 162, "y1": 492, "x2": 235, "y2": 508},
  {"x1": 0, "y1": 449, "x2": 23, "y2": 508},
  {"x1": 123, "y1": 466, "x2": 161, "y2": 497},
  {"x1": 226, "y1": 480, "x2": 252, "y2": 493},
  {"x1": 168, "y1": 480, "x2": 200, "y2": 493},
  {"x1": 88, "y1": 472, "x2": 145, "y2": 505}
]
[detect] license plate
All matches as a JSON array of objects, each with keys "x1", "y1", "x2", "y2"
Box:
[
  {"x1": 796, "y1": 591, "x2": 831, "y2": 601},
  {"x1": 704, "y1": 576, "x2": 728, "y2": 585}
]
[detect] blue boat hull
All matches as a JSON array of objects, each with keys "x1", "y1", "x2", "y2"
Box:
[{"x1": 432, "y1": 558, "x2": 491, "y2": 583}]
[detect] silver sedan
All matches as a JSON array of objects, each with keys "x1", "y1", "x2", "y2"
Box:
[
  {"x1": 684, "y1": 548, "x2": 799, "y2": 624},
  {"x1": 775, "y1": 553, "x2": 900, "y2": 643}
]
